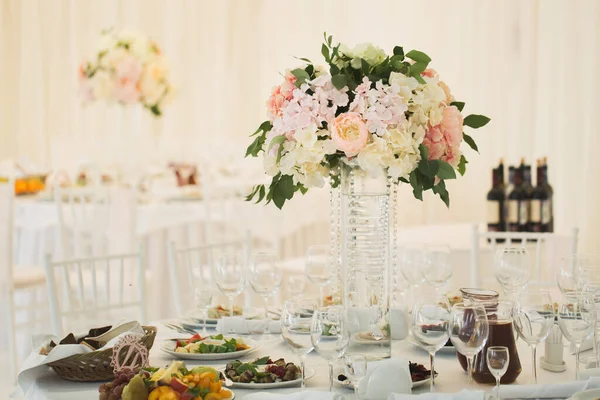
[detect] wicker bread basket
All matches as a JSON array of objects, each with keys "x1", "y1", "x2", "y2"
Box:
[{"x1": 47, "y1": 326, "x2": 157, "y2": 382}]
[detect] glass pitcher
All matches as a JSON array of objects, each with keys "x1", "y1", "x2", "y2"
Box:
[{"x1": 457, "y1": 288, "x2": 522, "y2": 384}]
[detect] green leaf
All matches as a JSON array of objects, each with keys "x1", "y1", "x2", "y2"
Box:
[
  {"x1": 406, "y1": 50, "x2": 431, "y2": 64},
  {"x1": 305, "y1": 64, "x2": 314, "y2": 76},
  {"x1": 463, "y1": 133, "x2": 478, "y2": 152},
  {"x1": 409, "y1": 62, "x2": 427, "y2": 76},
  {"x1": 321, "y1": 43, "x2": 330, "y2": 62},
  {"x1": 254, "y1": 356, "x2": 270, "y2": 365},
  {"x1": 409, "y1": 171, "x2": 423, "y2": 201},
  {"x1": 291, "y1": 68, "x2": 310, "y2": 87},
  {"x1": 433, "y1": 180, "x2": 450, "y2": 207},
  {"x1": 331, "y1": 74, "x2": 347, "y2": 90},
  {"x1": 399, "y1": 177, "x2": 409, "y2": 184},
  {"x1": 251, "y1": 121, "x2": 272, "y2": 137},
  {"x1": 436, "y1": 160, "x2": 457, "y2": 179},
  {"x1": 463, "y1": 114, "x2": 490, "y2": 129},
  {"x1": 361, "y1": 59, "x2": 370, "y2": 75},
  {"x1": 419, "y1": 158, "x2": 439, "y2": 178},
  {"x1": 419, "y1": 143, "x2": 429, "y2": 160},
  {"x1": 278, "y1": 174, "x2": 295, "y2": 200},
  {"x1": 245, "y1": 133, "x2": 266, "y2": 157},
  {"x1": 268, "y1": 135, "x2": 286, "y2": 153},
  {"x1": 256, "y1": 185, "x2": 266, "y2": 203},
  {"x1": 458, "y1": 155, "x2": 468, "y2": 176},
  {"x1": 414, "y1": 75, "x2": 426, "y2": 84},
  {"x1": 393, "y1": 46, "x2": 404, "y2": 58},
  {"x1": 450, "y1": 101, "x2": 465, "y2": 112},
  {"x1": 245, "y1": 185, "x2": 260, "y2": 202},
  {"x1": 272, "y1": 191, "x2": 285, "y2": 209},
  {"x1": 294, "y1": 57, "x2": 312, "y2": 63},
  {"x1": 330, "y1": 64, "x2": 340, "y2": 75}
]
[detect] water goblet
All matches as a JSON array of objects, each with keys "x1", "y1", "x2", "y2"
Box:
[
  {"x1": 311, "y1": 306, "x2": 350, "y2": 391},
  {"x1": 494, "y1": 247, "x2": 529, "y2": 299},
  {"x1": 513, "y1": 289, "x2": 554, "y2": 383},
  {"x1": 557, "y1": 292, "x2": 597, "y2": 379},
  {"x1": 249, "y1": 252, "x2": 282, "y2": 339},
  {"x1": 306, "y1": 245, "x2": 334, "y2": 307},
  {"x1": 281, "y1": 298, "x2": 317, "y2": 390},
  {"x1": 449, "y1": 302, "x2": 489, "y2": 387},
  {"x1": 411, "y1": 294, "x2": 451, "y2": 391},
  {"x1": 486, "y1": 346, "x2": 509, "y2": 400},
  {"x1": 344, "y1": 354, "x2": 367, "y2": 400},
  {"x1": 212, "y1": 253, "x2": 246, "y2": 333},
  {"x1": 194, "y1": 288, "x2": 214, "y2": 336},
  {"x1": 422, "y1": 245, "x2": 452, "y2": 291}
]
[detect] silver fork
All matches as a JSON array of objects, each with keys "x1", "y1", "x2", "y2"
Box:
[{"x1": 163, "y1": 322, "x2": 198, "y2": 336}]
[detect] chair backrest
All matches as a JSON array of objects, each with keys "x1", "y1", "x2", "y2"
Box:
[
  {"x1": 168, "y1": 232, "x2": 251, "y2": 316},
  {"x1": 470, "y1": 224, "x2": 579, "y2": 288},
  {"x1": 44, "y1": 246, "x2": 146, "y2": 336},
  {"x1": 0, "y1": 179, "x2": 14, "y2": 287}
]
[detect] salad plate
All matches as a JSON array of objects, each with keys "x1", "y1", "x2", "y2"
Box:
[
  {"x1": 161, "y1": 334, "x2": 259, "y2": 360},
  {"x1": 223, "y1": 357, "x2": 315, "y2": 389}
]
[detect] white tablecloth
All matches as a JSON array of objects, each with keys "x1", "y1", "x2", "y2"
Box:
[{"x1": 18, "y1": 321, "x2": 587, "y2": 399}]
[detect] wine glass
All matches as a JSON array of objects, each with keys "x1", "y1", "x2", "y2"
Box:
[
  {"x1": 281, "y1": 298, "x2": 317, "y2": 390},
  {"x1": 487, "y1": 346, "x2": 509, "y2": 400},
  {"x1": 513, "y1": 289, "x2": 555, "y2": 383},
  {"x1": 411, "y1": 294, "x2": 451, "y2": 391},
  {"x1": 400, "y1": 245, "x2": 427, "y2": 286},
  {"x1": 583, "y1": 284, "x2": 600, "y2": 367},
  {"x1": 305, "y1": 245, "x2": 334, "y2": 307},
  {"x1": 449, "y1": 303, "x2": 489, "y2": 387},
  {"x1": 344, "y1": 354, "x2": 367, "y2": 400},
  {"x1": 422, "y1": 245, "x2": 452, "y2": 290},
  {"x1": 288, "y1": 275, "x2": 306, "y2": 297},
  {"x1": 249, "y1": 252, "x2": 282, "y2": 339},
  {"x1": 194, "y1": 288, "x2": 214, "y2": 336},
  {"x1": 557, "y1": 254, "x2": 600, "y2": 294},
  {"x1": 311, "y1": 306, "x2": 350, "y2": 391},
  {"x1": 558, "y1": 292, "x2": 597, "y2": 379},
  {"x1": 212, "y1": 253, "x2": 246, "y2": 332},
  {"x1": 494, "y1": 248, "x2": 529, "y2": 299}
]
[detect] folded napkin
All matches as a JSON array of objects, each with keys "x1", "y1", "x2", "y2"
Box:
[
  {"x1": 387, "y1": 389, "x2": 484, "y2": 400},
  {"x1": 359, "y1": 358, "x2": 412, "y2": 399},
  {"x1": 243, "y1": 391, "x2": 343, "y2": 400},
  {"x1": 499, "y1": 377, "x2": 600, "y2": 399},
  {"x1": 215, "y1": 317, "x2": 281, "y2": 334}
]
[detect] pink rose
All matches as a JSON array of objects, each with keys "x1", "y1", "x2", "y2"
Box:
[
  {"x1": 267, "y1": 86, "x2": 286, "y2": 118},
  {"x1": 423, "y1": 105, "x2": 464, "y2": 170},
  {"x1": 442, "y1": 145, "x2": 461, "y2": 168},
  {"x1": 423, "y1": 136, "x2": 445, "y2": 160},
  {"x1": 330, "y1": 112, "x2": 369, "y2": 157},
  {"x1": 441, "y1": 106, "x2": 463, "y2": 147}
]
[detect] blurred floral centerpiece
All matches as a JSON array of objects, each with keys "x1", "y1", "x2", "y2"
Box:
[
  {"x1": 246, "y1": 34, "x2": 489, "y2": 208},
  {"x1": 78, "y1": 29, "x2": 173, "y2": 117}
]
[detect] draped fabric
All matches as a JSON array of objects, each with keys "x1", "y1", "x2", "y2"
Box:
[{"x1": 1, "y1": 0, "x2": 599, "y2": 250}]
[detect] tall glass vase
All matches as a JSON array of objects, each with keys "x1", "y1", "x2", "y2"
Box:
[{"x1": 334, "y1": 166, "x2": 396, "y2": 360}]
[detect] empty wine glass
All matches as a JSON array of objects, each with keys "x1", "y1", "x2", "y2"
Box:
[
  {"x1": 494, "y1": 248, "x2": 529, "y2": 299},
  {"x1": 558, "y1": 292, "x2": 597, "y2": 379},
  {"x1": 344, "y1": 354, "x2": 367, "y2": 400},
  {"x1": 249, "y1": 252, "x2": 282, "y2": 339},
  {"x1": 449, "y1": 303, "x2": 489, "y2": 387},
  {"x1": 513, "y1": 289, "x2": 554, "y2": 383},
  {"x1": 487, "y1": 346, "x2": 509, "y2": 400},
  {"x1": 411, "y1": 294, "x2": 451, "y2": 391},
  {"x1": 557, "y1": 254, "x2": 600, "y2": 294},
  {"x1": 281, "y1": 298, "x2": 317, "y2": 390},
  {"x1": 194, "y1": 288, "x2": 214, "y2": 336},
  {"x1": 306, "y1": 245, "x2": 334, "y2": 307},
  {"x1": 212, "y1": 253, "x2": 246, "y2": 332},
  {"x1": 583, "y1": 284, "x2": 600, "y2": 367},
  {"x1": 288, "y1": 275, "x2": 306, "y2": 297},
  {"x1": 400, "y1": 245, "x2": 427, "y2": 286},
  {"x1": 422, "y1": 245, "x2": 452, "y2": 290},
  {"x1": 311, "y1": 306, "x2": 350, "y2": 391}
]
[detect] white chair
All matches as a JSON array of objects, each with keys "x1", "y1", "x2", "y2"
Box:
[
  {"x1": 167, "y1": 232, "x2": 251, "y2": 317},
  {"x1": 44, "y1": 247, "x2": 147, "y2": 337},
  {"x1": 470, "y1": 224, "x2": 579, "y2": 288},
  {"x1": 1, "y1": 179, "x2": 48, "y2": 379}
]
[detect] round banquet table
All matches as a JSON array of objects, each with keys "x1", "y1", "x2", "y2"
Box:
[{"x1": 19, "y1": 321, "x2": 586, "y2": 399}]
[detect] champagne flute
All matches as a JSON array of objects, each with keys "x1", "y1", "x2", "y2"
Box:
[
  {"x1": 311, "y1": 306, "x2": 350, "y2": 391},
  {"x1": 249, "y1": 252, "x2": 282, "y2": 339},
  {"x1": 212, "y1": 253, "x2": 246, "y2": 332},
  {"x1": 422, "y1": 245, "x2": 453, "y2": 291},
  {"x1": 557, "y1": 292, "x2": 596, "y2": 379},
  {"x1": 487, "y1": 346, "x2": 509, "y2": 400},
  {"x1": 305, "y1": 245, "x2": 334, "y2": 307},
  {"x1": 494, "y1": 248, "x2": 529, "y2": 299},
  {"x1": 194, "y1": 288, "x2": 214, "y2": 336},
  {"x1": 513, "y1": 289, "x2": 554, "y2": 383},
  {"x1": 281, "y1": 298, "x2": 316, "y2": 390},
  {"x1": 449, "y1": 303, "x2": 489, "y2": 387},
  {"x1": 344, "y1": 354, "x2": 367, "y2": 400},
  {"x1": 411, "y1": 294, "x2": 451, "y2": 391}
]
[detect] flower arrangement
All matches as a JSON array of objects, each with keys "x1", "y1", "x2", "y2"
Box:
[
  {"x1": 246, "y1": 34, "x2": 489, "y2": 209},
  {"x1": 79, "y1": 29, "x2": 173, "y2": 117}
]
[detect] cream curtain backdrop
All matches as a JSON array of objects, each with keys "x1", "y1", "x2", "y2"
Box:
[{"x1": 1, "y1": 0, "x2": 599, "y2": 250}]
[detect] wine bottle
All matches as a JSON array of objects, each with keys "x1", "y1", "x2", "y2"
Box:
[
  {"x1": 520, "y1": 160, "x2": 532, "y2": 232},
  {"x1": 487, "y1": 165, "x2": 505, "y2": 234},
  {"x1": 498, "y1": 159, "x2": 506, "y2": 191},
  {"x1": 505, "y1": 166, "x2": 516, "y2": 197},
  {"x1": 532, "y1": 158, "x2": 553, "y2": 232},
  {"x1": 507, "y1": 165, "x2": 526, "y2": 233}
]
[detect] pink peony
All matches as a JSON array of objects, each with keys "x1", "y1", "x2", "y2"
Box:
[
  {"x1": 440, "y1": 106, "x2": 463, "y2": 147},
  {"x1": 423, "y1": 105, "x2": 464, "y2": 168},
  {"x1": 267, "y1": 72, "x2": 297, "y2": 119},
  {"x1": 330, "y1": 112, "x2": 369, "y2": 157}
]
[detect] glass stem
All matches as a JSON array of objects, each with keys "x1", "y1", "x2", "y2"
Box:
[
  {"x1": 531, "y1": 344, "x2": 537, "y2": 384},
  {"x1": 202, "y1": 308, "x2": 207, "y2": 336},
  {"x1": 300, "y1": 354, "x2": 307, "y2": 391},
  {"x1": 467, "y1": 356, "x2": 474, "y2": 387},
  {"x1": 328, "y1": 361, "x2": 333, "y2": 392},
  {"x1": 495, "y1": 376, "x2": 500, "y2": 400},
  {"x1": 429, "y1": 352, "x2": 435, "y2": 392},
  {"x1": 319, "y1": 287, "x2": 325, "y2": 308},
  {"x1": 576, "y1": 343, "x2": 581, "y2": 380},
  {"x1": 228, "y1": 297, "x2": 235, "y2": 334},
  {"x1": 264, "y1": 297, "x2": 271, "y2": 334}
]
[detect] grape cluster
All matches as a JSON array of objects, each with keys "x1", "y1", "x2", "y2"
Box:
[{"x1": 98, "y1": 370, "x2": 136, "y2": 400}]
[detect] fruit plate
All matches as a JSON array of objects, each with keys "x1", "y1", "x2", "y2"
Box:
[
  {"x1": 408, "y1": 335, "x2": 456, "y2": 353},
  {"x1": 161, "y1": 337, "x2": 259, "y2": 360},
  {"x1": 226, "y1": 367, "x2": 316, "y2": 389}
]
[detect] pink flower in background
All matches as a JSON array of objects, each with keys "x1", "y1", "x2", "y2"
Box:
[
  {"x1": 423, "y1": 105, "x2": 463, "y2": 168},
  {"x1": 114, "y1": 55, "x2": 143, "y2": 104},
  {"x1": 267, "y1": 72, "x2": 297, "y2": 119},
  {"x1": 280, "y1": 72, "x2": 297, "y2": 98},
  {"x1": 441, "y1": 105, "x2": 463, "y2": 146},
  {"x1": 330, "y1": 112, "x2": 369, "y2": 157}
]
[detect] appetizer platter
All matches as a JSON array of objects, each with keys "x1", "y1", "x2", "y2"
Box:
[
  {"x1": 223, "y1": 357, "x2": 315, "y2": 389},
  {"x1": 181, "y1": 306, "x2": 261, "y2": 329},
  {"x1": 99, "y1": 361, "x2": 234, "y2": 400},
  {"x1": 162, "y1": 334, "x2": 258, "y2": 360},
  {"x1": 336, "y1": 361, "x2": 436, "y2": 389}
]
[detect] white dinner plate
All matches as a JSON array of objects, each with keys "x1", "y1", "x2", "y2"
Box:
[
  {"x1": 161, "y1": 337, "x2": 259, "y2": 360},
  {"x1": 227, "y1": 367, "x2": 316, "y2": 389},
  {"x1": 335, "y1": 371, "x2": 430, "y2": 389},
  {"x1": 181, "y1": 308, "x2": 262, "y2": 329},
  {"x1": 572, "y1": 388, "x2": 600, "y2": 400},
  {"x1": 408, "y1": 336, "x2": 456, "y2": 353}
]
